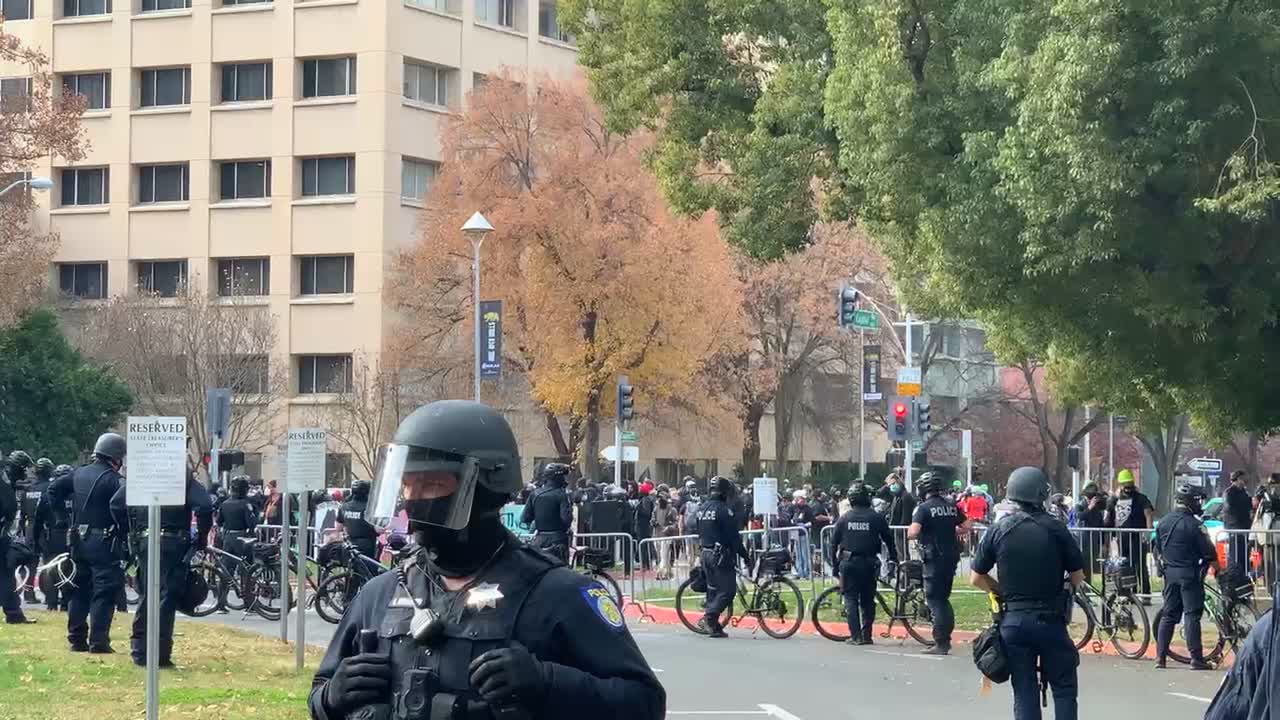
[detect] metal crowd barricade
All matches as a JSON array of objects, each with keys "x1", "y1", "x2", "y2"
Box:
[
  {"x1": 570, "y1": 531, "x2": 642, "y2": 610},
  {"x1": 254, "y1": 524, "x2": 323, "y2": 560},
  {"x1": 1067, "y1": 526, "x2": 1160, "y2": 601}
]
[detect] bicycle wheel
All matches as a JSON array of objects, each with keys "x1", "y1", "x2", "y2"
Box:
[
  {"x1": 222, "y1": 563, "x2": 250, "y2": 612},
  {"x1": 898, "y1": 587, "x2": 936, "y2": 647},
  {"x1": 1067, "y1": 592, "x2": 1095, "y2": 651},
  {"x1": 248, "y1": 564, "x2": 291, "y2": 622},
  {"x1": 810, "y1": 586, "x2": 851, "y2": 642},
  {"x1": 675, "y1": 578, "x2": 731, "y2": 635},
  {"x1": 756, "y1": 577, "x2": 804, "y2": 639},
  {"x1": 1217, "y1": 601, "x2": 1260, "y2": 662},
  {"x1": 1102, "y1": 592, "x2": 1150, "y2": 660},
  {"x1": 315, "y1": 572, "x2": 357, "y2": 625},
  {"x1": 593, "y1": 571, "x2": 624, "y2": 608},
  {"x1": 183, "y1": 564, "x2": 229, "y2": 618}
]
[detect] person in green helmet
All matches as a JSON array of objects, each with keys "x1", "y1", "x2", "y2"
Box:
[{"x1": 1105, "y1": 469, "x2": 1154, "y2": 599}]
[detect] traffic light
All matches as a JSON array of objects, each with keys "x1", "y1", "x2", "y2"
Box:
[
  {"x1": 837, "y1": 283, "x2": 860, "y2": 328},
  {"x1": 889, "y1": 398, "x2": 909, "y2": 441},
  {"x1": 915, "y1": 401, "x2": 931, "y2": 434},
  {"x1": 1067, "y1": 445, "x2": 1081, "y2": 470},
  {"x1": 616, "y1": 375, "x2": 635, "y2": 426}
]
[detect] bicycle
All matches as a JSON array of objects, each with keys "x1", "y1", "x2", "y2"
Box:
[
  {"x1": 810, "y1": 560, "x2": 935, "y2": 647},
  {"x1": 570, "y1": 544, "x2": 624, "y2": 608},
  {"x1": 1153, "y1": 577, "x2": 1259, "y2": 665},
  {"x1": 674, "y1": 546, "x2": 805, "y2": 639},
  {"x1": 314, "y1": 540, "x2": 402, "y2": 625},
  {"x1": 1066, "y1": 573, "x2": 1151, "y2": 659}
]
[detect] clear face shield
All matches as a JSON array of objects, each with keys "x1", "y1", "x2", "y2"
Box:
[{"x1": 367, "y1": 444, "x2": 481, "y2": 531}]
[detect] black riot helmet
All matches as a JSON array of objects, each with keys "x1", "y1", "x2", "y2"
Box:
[
  {"x1": 7, "y1": 450, "x2": 32, "y2": 470},
  {"x1": 230, "y1": 475, "x2": 251, "y2": 498},
  {"x1": 52, "y1": 464, "x2": 73, "y2": 481},
  {"x1": 368, "y1": 400, "x2": 521, "y2": 532},
  {"x1": 350, "y1": 479, "x2": 371, "y2": 500},
  {"x1": 93, "y1": 432, "x2": 127, "y2": 464},
  {"x1": 1006, "y1": 466, "x2": 1050, "y2": 506},
  {"x1": 915, "y1": 472, "x2": 943, "y2": 498},
  {"x1": 708, "y1": 475, "x2": 734, "y2": 500},
  {"x1": 34, "y1": 457, "x2": 54, "y2": 480},
  {"x1": 540, "y1": 462, "x2": 571, "y2": 487},
  {"x1": 1175, "y1": 484, "x2": 1207, "y2": 514},
  {"x1": 848, "y1": 483, "x2": 873, "y2": 507}
]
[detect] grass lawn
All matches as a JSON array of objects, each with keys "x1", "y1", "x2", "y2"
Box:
[{"x1": 0, "y1": 610, "x2": 320, "y2": 720}]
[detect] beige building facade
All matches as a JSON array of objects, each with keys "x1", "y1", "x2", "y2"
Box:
[{"x1": 3, "y1": 0, "x2": 885, "y2": 485}]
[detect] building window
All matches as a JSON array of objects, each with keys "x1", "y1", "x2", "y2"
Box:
[
  {"x1": 58, "y1": 262, "x2": 107, "y2": 299},
  {"x1": 407, "y1": 0, "x2": 454, "y2": 11},
  {"x1": 141, "y1": 0, "x2": 190, "y2": 10},
  {"x1": 217, "y1": 354, "x2": 270, "y2": 395},
  {"x1": 298, "y1": 355, "x2": 353, "y2": 394},
  {"x1": 140, "y1": 67, "x2": 191, "y2": 108},
  {"x1": 403, "y1": 61, "x2": 452, "y2": 107},
  {"x1": 300, "y1": 156, "x2": 354, "y2": 197},
  {"x1": 0, "y1": 77, "x2": 32, "y2": 112},
  {"x1": 62, "y1": 72, "x2": 111, "y2": 110},
  {"x1": 538, "y1": 1, "x2": 574, "y2": 43},
  {"x1": 138, "y1": 163, "x2": 189, "y2": 204},
  {"x1": 476, "y1": 0, "x2": 517, "y2": 28},
  {"x1": 2, "y1": 0, "x2": 32, "y2": 20},
  {"x1": 220, "y1": 62, "x2": 272, "y2": 103},
  {"x1": 222, "y1": 0, "x2": 269, "y2": 5},
  {"x1": 60, "y1": 167, "x2": 109, "y2": 206},
  {"x1": 301, "y1": 57, "x2": 356, "y2": 98},
  {"x1": 299, "y1": 255, "x2": 353, "y2": 295},
  {"x1": 64, "y1": 0, "x2": 110, "y2": 16},
  {"x1": 326, "y1": 453, "x2": 353, "y2": 486},
  {"x1": 219, "y1": 160, "x2": 271, "y2": 200},
  {"x1": 137, "y1": 260, "x2": 187, "y2": 297},
  {"x1": 217, "y1": 257, "x2": 270, "y2": 297},
  {"x1": 400, "y1": 158, "x2": 438, "y2": 201}
]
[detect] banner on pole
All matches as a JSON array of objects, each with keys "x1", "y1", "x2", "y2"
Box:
[
  {"x1": 126, "y1": 416, "x2": 188, "y2": 507},
  {"x1": 862, "y1": 345, "x2": 882, "y2": 401},
  {"x1": 479, "y1": 300, "x2": 502, "y2": 378}
]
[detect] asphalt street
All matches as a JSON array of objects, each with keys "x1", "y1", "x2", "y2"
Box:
[{"x1": 181, "y1": 607, "x2": 1223, "y2": 719}]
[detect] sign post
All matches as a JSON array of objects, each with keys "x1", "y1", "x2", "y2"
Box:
[
  {"x1": 1188, "y1": 457, "x2": 1224, "y2": 474},
  {"x1": 276, "y1": 442, "x2": 290, "y2": 643},
  {"x1": 288, "y1": 428, "x2": 327, "y2": 670},
  {"x1": 961, "y1": 429, "x2": 973, "y2": 486},
  {"x1": 753, "y1": 475, "x2": 778, "y2": 539},
  {"x1": 126, "y1": 416, "x2": 188, "y2": 720},
  {"x1": 860, "y1": 344, "x2": 882, "y2": 482}
]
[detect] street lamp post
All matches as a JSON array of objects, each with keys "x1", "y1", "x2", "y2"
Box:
[
  {"x1": 0, "y1": 175, "x2": 54, "y2": 198},
  {"x1": 462, "y1": 212, "x2": 494, "y2": 403}
]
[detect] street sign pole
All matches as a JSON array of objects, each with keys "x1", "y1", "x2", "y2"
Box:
[
  {"x1": 614, "y1": 422, "x2": 623, "y2": 489},
  {"x1": 296, "y1": 490, "x2": 308, "y2": 671},
  {"x1": 1108, "y1": 414, "x2": 1115, "y2": 489},
  {"x1": 287, "y1": 428, "x2": 328, "y2": 668},
  {"x1": 145, "y1": 504, "x2": 160, "y2": 720},
  {"x1": 279, "y1": 485, "x2": 290, "y2": 643},
  {"x1": 1083, "y1": 406, "x2": 1092, "y2": 489},
  {"x1": 858, "y1": 329, "x2": 865, "y2": 482},
  {"x1": 903, "y1": 314, "x2": 914, "y2": 492}
]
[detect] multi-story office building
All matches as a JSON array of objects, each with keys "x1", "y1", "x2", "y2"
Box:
[{"x1": 2, "y1": 0, "x2": 883, "y2": 484}]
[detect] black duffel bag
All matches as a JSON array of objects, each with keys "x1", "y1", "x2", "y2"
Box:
[
  {"x1": 689, "y1": 565, "x2": 708, "y2": 593},
  {"x1": 6, "y1": 538, "x2": 36, "y2": 569},
  {"x1": 972, "y1": 622, "x2": 1011, "y2": 684}
]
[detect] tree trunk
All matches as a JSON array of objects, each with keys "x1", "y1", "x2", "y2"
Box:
[
  {"x1": 544, "y1": 411, "x2": 571, "y2": 462},
  {"x1": 584, "y1": 386, "x2": 603, "y2": 484},
  {"x1": 1140, "y1": 416, "x2": 1186, "y2": 515},
  {"x1": 774, "y1": 373, "x2": 800, "y2": 479},
  {"x1": 742, "y1": 403, "x2": 765, "y2": 482}
]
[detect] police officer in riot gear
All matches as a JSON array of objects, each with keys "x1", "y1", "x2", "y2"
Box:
[
  {"x1": 111, "y1": 467, "x2": 213, "y2": 667},
  {"x1": 696, "y1": 475, "x2": 752, "y2": 639},
  {"x1": 1154, "y1": 484, "x2": 1219, "y2": 670},
  {"x1": 19, "y1": 458, "x2": 56, "y2": 602},
  {"x1": 907, "y1": 471, "x2": 970, "y2": 655},
  {"x1": 33, "y1": 464, "x2": 75, "y2": 611},
  {"x1": 521, "y1": 463, "x2": 573, "y2": 563},
  {"x1": 337, "y1": 479, "x2": 379, "y2": 562},
  {"x1": 310, "y1": 400, "x2": 665, "y2": 720},
  {"x1": 0, "y1": 450, "x2": 33, "y2": 623},
  {"x1": 49, "y1": 432, "x2": 128, "y2": 651},
  {"x1": 972, "y1": 467, "x2": 1084, "y2": 720},
  {"x1": 829, "y1": 483, "x2": 897, "y2": 645},
  {"x1": 216, "y1": 475, "x2": 258, "y2": 584}
]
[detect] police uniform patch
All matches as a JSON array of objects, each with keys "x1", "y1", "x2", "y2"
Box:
[{"x1": 582, "y1": 585, "x2": 625, "y2": 631}]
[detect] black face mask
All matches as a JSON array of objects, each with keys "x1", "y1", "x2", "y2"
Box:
[
  {"x1": 658, "y1": 498, "x2": 668, "y2": 508},
  {"x1": 1120, "y1": 486, "x2": 1135, "y2": 496},
  {"x1": 1184, "y1": 500, "x2": 1203, "y2": 515},
  {"x1": 413, "y1": 512, "x2": 508, "y2": 577}
]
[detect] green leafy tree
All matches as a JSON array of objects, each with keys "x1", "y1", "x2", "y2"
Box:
[
  {"x1": 567, "y1": 0, "x2": 1280, "y2": 446},
  {"x1": 0, "y1": 308, "x2": 132, "y2": 461}
]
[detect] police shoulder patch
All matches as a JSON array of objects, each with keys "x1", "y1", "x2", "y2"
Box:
[{"x1": 580, "y1": 584, "x2": 625, "y2": 632}]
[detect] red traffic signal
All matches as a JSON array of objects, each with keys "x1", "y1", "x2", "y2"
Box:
[{"x1": 894, "y1": 403, "x2": 907, "y2": 417}]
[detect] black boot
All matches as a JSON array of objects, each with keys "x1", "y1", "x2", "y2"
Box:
[{"x1": 861, "y1": 628, "x2": 875, "y2": 645}]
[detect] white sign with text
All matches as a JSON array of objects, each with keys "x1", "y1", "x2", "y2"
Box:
[
  {"x1": 287, "y1": 428, "x2": 328, "y2": 492},
  {"x1": 126, "y1": 416, "x2": 189, "y2": 506}
]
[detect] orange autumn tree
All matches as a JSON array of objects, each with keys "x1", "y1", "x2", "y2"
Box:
[{"x1": 394, "y1": 73, "x2": 736, "y2": 480}]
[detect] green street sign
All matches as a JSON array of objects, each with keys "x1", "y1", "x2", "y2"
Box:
[
  {"x1": 620, "y1": 430, "x2": 638, "y2": 442},
  {"x1": 852, "y1": 309, "x2": 879, "y2": 331}
]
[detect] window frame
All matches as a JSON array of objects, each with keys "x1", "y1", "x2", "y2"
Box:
[
  {"x1": 2, "y1": 0, "x2": 33, "y2": 21},
  {"x1": 219, "y1": 159, "x2": 271, "y2": 201},
  {"x1": 62, "y1": 72, "x2": 111, "y2": 110},
  {"x1": 140, "y1": 0, "x2": 191, "y2": 11},
  {"x1": 400, "y1": 157, "x2": 438, "y2": 201},
  {"x1": 301, "y1": 57, "x2": 356, "y2": 99},
  {"x1": 0, "y1": 77, "x2": 33, "y2": 112},
  {"x1": 299, "y1": 254, "x2": 354, "y2": 296},
  {"x1": 136, "y1": 260, "x2": 188, "y2": 297},
  {"x1": 137, "y1": 163, "x2": 190, "y2": 204},
  {"x1": 298, "y1": 354, "x2": 354, "y2": 395},
  {"x1": 220, "y1": 61, "x2": 273, "y2": 104},
  {"x1": 140, "y1": 67, "x2": 192, "y2": 108},
  {"x1": 300, "y1": 156, "x2": 355, "y2": 197},
  {"x1": 57, "y1": 262, "x2": 108, "y2": 300},
  {"x1": 63, "y1": 0, "x2": 111, "y2": 16},
  {"x1": 476, "y1": 0, "x2": 517, "y2": 28},
  {"x1": 216, "y1": 257, "x2": 271, "y2": 297},
  {"x1": 60, "y1": 167, "x2": 110, "y2": 207},
  {"x1": 403, "y1": 60, "x2": 452, "y2": 107}
]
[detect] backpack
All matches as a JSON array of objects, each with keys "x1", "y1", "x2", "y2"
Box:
[{"x1": 972, "y1": 622, "x2": 1011, "y2": 683}]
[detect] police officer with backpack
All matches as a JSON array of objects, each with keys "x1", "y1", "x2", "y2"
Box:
[
  {"x1": 971, "y1": 467, "x2": 1085, "y2": 720},
  {"x1": 521, "y1": 463, "x2": 574, "y2": 563},
  {"x1": 309, "y1": 400, "x2": 665, "y2": 720},
  {"x1": 908, "y1": 471, "x2": 970, "y2": 654},
  {"x1": 1154, "y1": 484, "x2": 1219, "y2": 670},
  {"x1": 337, "y1": 479, "x2": 379, "y2": 562},
  {"x1": 829, "y1": 483, "x2": 897, "y2": 645}
]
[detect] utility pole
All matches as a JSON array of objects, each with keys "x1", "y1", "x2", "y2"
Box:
[{"x1": 902, "y1": 314, "x2": 915, "y2": 491}]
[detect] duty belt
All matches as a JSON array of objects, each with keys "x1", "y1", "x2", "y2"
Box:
[
  {"x1": 142, "y1": 529, "x2": 188, "y2": 539},
  {"x1": 1005, "y1": 600, "x2": 1056, "y2": 613}
]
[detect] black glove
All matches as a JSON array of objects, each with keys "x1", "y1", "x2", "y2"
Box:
[
  {"x1": 323, "y1": 651, "x2": 392, "y2": 715},
  {"x1": 468, "y1": 642, "x2": 547, "y2": 707}
]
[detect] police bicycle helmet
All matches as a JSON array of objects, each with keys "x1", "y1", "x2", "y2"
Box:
[
  {"x1": 915, "y1": 472, "x2": 943, "y2": 497},
  {"x1": 847, "y1": 483, "x2": 873, "y2": 506},
  {"x1": 7, "y1": 450, "x2": 32, "y2": 469}
]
